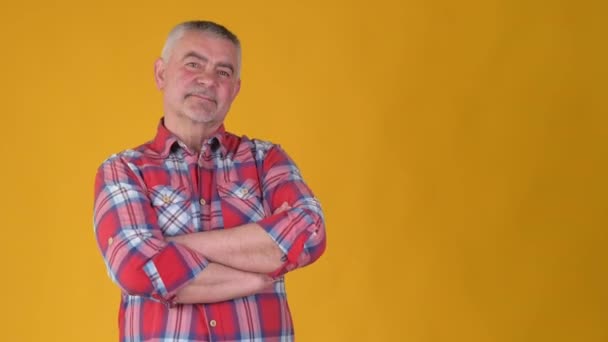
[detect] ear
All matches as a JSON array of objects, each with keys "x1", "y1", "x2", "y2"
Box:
[{"x1": 154, "y1": 58, "x2": 166, "y2": 90}]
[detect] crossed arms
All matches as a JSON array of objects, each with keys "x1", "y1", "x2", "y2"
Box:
[
  {"x1": 93, "y1": 145, "x2": 326, "y2": 305},
  {"x1": 167, "y1": 205, "x2": 290, "y2": 304}
]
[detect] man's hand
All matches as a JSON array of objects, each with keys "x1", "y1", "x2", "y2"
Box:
[
  {"x1": 273, "y1": 201, "x2": 291, "y2": 215},
  {"x1": 173, "y1": 263, "x2": 277, "y2": 304}
]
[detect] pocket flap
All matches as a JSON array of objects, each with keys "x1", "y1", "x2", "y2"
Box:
[
  {"x1": 217, "y1": 178, "x2": 260, "y2": 200},
  {"x1": 149, "y1": 185, "x2": 189, "y2": 206}
]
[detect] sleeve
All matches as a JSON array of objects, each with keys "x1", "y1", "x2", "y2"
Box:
[
  {"x1": 93, "y1": 155, "x2": 209, "y2": 305},
  {"x1": 255, "y1": 145, "x2": 327, "y2": 278}
]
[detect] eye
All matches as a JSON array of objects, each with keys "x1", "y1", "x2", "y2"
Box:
[
  {"x1": 218, "y1": 70, "x2": 231, "y2": 78},
  {"x1": 186, "y1": 62, "x2": 200, "y2": 68}
]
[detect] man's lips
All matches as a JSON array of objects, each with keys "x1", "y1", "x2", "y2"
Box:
[{"x1": 187, "y1": 93, "x2": 216, "y2": 103}]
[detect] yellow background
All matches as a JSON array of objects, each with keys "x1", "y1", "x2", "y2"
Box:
[{"x1": 1, "y1": 0, "x2": 606, "y2": 341}]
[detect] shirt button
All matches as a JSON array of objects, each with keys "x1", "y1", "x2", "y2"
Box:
[
  {"x1": 199, "y1": 198, "x2": 206, "y2": 205},
  {"x1": 241, "y1": 188, "x2": 249, "y2": 195},
  {"x1": 108, "y1": 237, "x2": 114, "y2": 246},
  {"x1": 209, "y1": 319, "x2": 217, "y2": 327},
  {"x1": 162, "y1": 195, "x2": 172, "y2": 204}
]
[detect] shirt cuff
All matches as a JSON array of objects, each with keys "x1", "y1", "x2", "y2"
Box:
[
  {"x1": 142, "y1": 242, "x2": 208, "y2": 306},
  {"x1": 257, "y1": 208, "x2": 316, "y2": 277}
]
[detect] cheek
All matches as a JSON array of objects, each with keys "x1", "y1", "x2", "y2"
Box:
[
  {"x1": 165, "y1": 84, "x2": 187, "y2": 105},
  {"x1": 167, "y1": 76, "x2": 192, "y2": 95},
  {"x1": 170, "y1": 71, "x2": 195, "y2": 88},
  {"x1": 218, "y1": 84, "x2": 238, "y2": 102}
]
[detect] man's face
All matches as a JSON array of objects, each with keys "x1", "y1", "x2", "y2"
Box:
[{"x1": 155, "y1": 30, "x2": 241, "y2": 127}]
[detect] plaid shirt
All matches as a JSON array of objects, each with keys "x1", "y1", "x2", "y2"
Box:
[{"x1": 93, "y1": 122, "x2": 326, "y2": 342}]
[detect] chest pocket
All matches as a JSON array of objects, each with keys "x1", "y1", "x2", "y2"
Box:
[
  {"x1": 149, "y1": 185, "x2": 192, "y2": 236},
  {"x1": 217, "y1": 178, "x2": 266, "y2": 227}
]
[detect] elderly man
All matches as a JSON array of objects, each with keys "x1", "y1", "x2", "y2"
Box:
[{"x1": 93, "y1": 20, "x2": 326, "y2": 341}]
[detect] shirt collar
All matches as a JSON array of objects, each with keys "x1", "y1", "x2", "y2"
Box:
[{"x1": 150, "y1": 118, "x2": 227, "y2": 158}]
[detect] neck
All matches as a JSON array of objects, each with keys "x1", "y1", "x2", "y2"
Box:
[{"x1": 164, "y1": 115, "x2": 222, "y2": 153}]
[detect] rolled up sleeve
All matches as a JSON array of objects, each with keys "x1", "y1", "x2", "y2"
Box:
[
  {"x1": 93, "y1": 156, "x2": 208, "y2": 304},
  {"x1": 255, "y1": 145, "x2": 327, "y2": 277}
]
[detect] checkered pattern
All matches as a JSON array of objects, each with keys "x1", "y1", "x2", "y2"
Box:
[{"x1": 93, "y1": 122, "x2": 326, "y2": 341}]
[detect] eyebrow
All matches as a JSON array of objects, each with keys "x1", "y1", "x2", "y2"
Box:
[{"x1": 182, "y1": 51, "x2": 235, "y2": 74}]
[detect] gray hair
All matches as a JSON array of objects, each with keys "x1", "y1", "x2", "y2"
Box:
[{"x1": 161, "y1": 20, "x2": 241, "y2": 74}]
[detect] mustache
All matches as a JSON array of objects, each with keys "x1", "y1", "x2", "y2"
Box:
[{"x1": 185, "y1": 88, "x2": 217, "y2": 102}]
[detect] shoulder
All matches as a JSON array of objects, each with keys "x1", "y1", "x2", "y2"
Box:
[
  {"x1": 96, "y1": 141, "x2": 153, "y2": 174},
  {"x1": 243, "y1": 136, "x2": 297, "y2": 168},
  {"x1": 251, "y1": 138, "x2": 278, "y2": 160},
  {"x1": 223, "y1": 130, "x2": 282, "y2": 159}
]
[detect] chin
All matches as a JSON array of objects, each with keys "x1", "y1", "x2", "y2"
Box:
[{"x1": 185, "y1": 112, "x2": 217, "y2": 124}]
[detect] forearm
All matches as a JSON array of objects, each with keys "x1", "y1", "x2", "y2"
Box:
[
  {"x1": 174, "y1": 262, "x2": 274, "y2": 304},
  {"x1": 168, "y1": 223, "x2": 284, "y2": 274}
]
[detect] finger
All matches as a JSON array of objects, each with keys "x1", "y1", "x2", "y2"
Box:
[{"x1": 273, "y1": 201, "x2": 291, "y2": 214}]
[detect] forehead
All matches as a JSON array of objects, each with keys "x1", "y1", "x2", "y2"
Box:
[{"x1": 170, "y1": 30, "x2": 239, "y2": 62}]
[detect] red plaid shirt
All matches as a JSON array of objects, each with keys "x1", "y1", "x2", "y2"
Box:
[{"x1": 93, "y1": 121, "x2": 326, "y2": 341}]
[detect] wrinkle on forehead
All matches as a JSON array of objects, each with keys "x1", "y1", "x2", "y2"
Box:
[{"x1": 165, "y1": 31, "x2": 242, "y2": 76}]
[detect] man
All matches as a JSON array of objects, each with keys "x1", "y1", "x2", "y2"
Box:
[{"x1": 93, "y1": 21, "x2": 326, "y2": 341}]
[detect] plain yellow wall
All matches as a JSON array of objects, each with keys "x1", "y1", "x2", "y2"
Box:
[{"x1": 1, "y1": 0, "x2": 606, "y2": 341}]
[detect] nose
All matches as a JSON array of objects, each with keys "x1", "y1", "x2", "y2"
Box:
[{"x1": 195, "y1": 69, "x2": 217, "y2": 87}]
